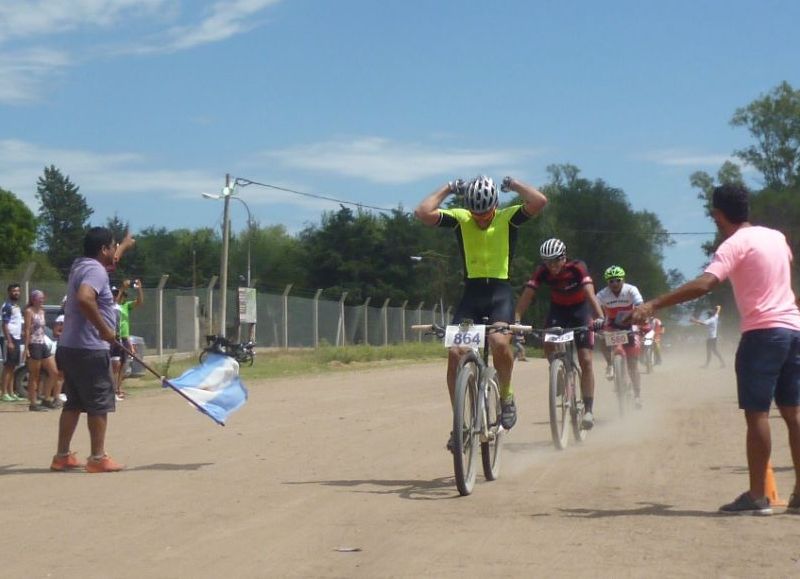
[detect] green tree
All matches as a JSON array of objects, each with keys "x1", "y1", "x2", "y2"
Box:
[
  {"x1": 0, "y1": 187, "x2": 37, "y2": 271},
  {"x1": 36, "y1": 165, "x2": 93, "y2": 277},
  {"x1": 731, "y1": 81, "x2": 800, "y2": 190}
]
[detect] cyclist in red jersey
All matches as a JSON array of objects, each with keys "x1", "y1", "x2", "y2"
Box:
[{"x1": 515, "y1": 238, "x2": 605, "y2": 429}]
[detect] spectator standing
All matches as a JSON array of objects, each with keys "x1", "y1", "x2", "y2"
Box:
[
  {"x1": 23, "y1": 290, "x2": 59, "y2": 411},
  {"x1": 50, "y1": 227, "x2": 135, "y2": 473},
  {"x1": 632, "y1": 184, "x2": 800, "y2": 515},
  {"x1": 652, "y1": 316, "x2": 665, "y2": 365},
  {"x1": 691, "y1": 305, "x2": 725, "y2": 368},
  {"x1": 2, "y1": 283, "x2": 24, "y2": 402},
  {"x1": 114, "y1": 278, "x2": 143, "y2": 398}
]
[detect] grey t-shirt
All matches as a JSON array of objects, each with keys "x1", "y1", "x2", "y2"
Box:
[
  {"x1": 702, "y1": 314, "x2": 720, "y2": 339},
  {"x1": 60, "y1": 257, "x2": 115, "y2": 350}
]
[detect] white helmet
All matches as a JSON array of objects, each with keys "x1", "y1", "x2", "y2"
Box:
[
  {"x1": 464, "y1": 175, "x2": 498, "y2": 213},
  {"x1": 539, "y1": 238, "x2": 566, "y2": 260}
]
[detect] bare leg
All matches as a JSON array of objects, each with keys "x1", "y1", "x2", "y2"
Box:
[
  {"x1": 87, "y1": 413, "x2": 108, "y2": 457},
  {"x1": 56, "y1": 409, "x2": 81, "y2": 454},
  {"x1": 744, "y1": 409, "x2": 771, "y2": 498},
  {"x1": 27, "y1": 359, "x2": 41, "y2": 405},
  {"x1": 577, "y1": 347, "x2": 595, "y2": 400},
  {"x1": 489, "y1": 333, "x2": 513, "y2": 400},
  {"x1": 627, "y1": 354, "x2": 641, "y2": 396},
  {"x1": 779, "y1": 405, "x2": 800, "y2": 494}
]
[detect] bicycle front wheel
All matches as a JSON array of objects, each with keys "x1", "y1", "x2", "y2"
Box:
[
  {"x1": 614, "y1": 354, "x2": 630, "y2": 417},
  {"x1": 453, "y1": 358, "x2": 479, "y2": 496},
  {"x1": 570, "y1": 364, "x2": 587, "y2": 443},
  {"x1": 549, "y1": 358, "x2": 570, "y2": 450},
  {"x1": 480, "y1": 367, "x2": 503, "y2": 482}
]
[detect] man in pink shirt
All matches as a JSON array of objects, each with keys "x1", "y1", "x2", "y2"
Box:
[{"x1": 633, "y1": 184, "x2": 800, "y2": 515}]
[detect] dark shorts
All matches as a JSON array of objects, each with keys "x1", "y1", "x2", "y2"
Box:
[
  {"x1": 546, "y1": 302, "x2": 594, "y2": 350},
  {"x1": 3, "y1": 338, "x2": 21, "y2": 367},
  {"x1": 735, "y1": 328, "x2": 800, "y2": 411},
  {"x1": 110, "y1": 341, "x2": 129, "y2": 364},
  {"x1": 28, "y1": 342, "x2": 52, "y2": 360},
  {"x1": 452, "y1": 279, "x2": 514, "y2": 325},
  {"x1": 56, "y1": 346, "x2": 115, "y2": 414}
]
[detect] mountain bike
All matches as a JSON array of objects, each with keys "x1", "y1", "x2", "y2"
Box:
[
  {"x1": 520, "y1": 326, "x2": 589, "y2": 450},
  {"x1": 597, "y1": 329, "x2": 636, "y2": 416},
  {"x1": 199, "y1": 334, "x2": 255, "y2": 366},
  {"x1": 413, "y1": 320, "x2": 527, "y2": 496}
]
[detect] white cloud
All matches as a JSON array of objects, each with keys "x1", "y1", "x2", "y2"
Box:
[
  {"x1": 0, "y1": 0, "x2": 282, "y2": 103},
  {"x1": 260, "y1": 137, "x2": 544, "y2": 184},
  {"x1": 642, "y1": 149, "x2": 735, "y2": 167}
]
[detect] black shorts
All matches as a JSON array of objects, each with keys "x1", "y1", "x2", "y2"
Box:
[
  {"x1": 110, "y1": 341, "x2": 129, "y2": 364},
  {"x1": 3, "y1": 338, "x2": 21, "y2": 367},
  {"x1": 545, "y1": 302, "x2": 594, "y2": 350},
  {"x1": 28, "y1": 343, "x2": 52, "y2": 360},
  {"x1": 56, "y1": 346, "x2": 115, "y2": 414},
  {"x1": 452, "y1": 279, "x2": 514, "y2": 325}
]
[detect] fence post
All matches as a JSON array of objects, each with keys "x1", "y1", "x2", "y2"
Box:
[
  {"x1": 336, "y1": 292, "x2": 348, "y2": 347},
  {"x1": 381, "y1": 298, "x2": 390, "y2": 346},
  {"x1": 206, "y1": 275, "x2": 218, "y2": 338},
  {"x1": 416, "y1": 302, "x2": 424, "y2": 342},
  {"x1": 156, "y1": 274, "x2": 170, "y2": 360},
  {"x1": 432, "y1": 303, "x2": 439, "y2": 326},
  {"x1": 400, "y1": 300, "x2": 408, "y2": 344},
  {"x1": 363, "y1": 297, "x2": 371, "y2": 345},
  {"x1": 445, "y1": 306, "x2": 452, "y2": 325},
  {"x1": 313, "y1": 289, "x2": 322, "y2": 349},
  {"x1": 282, "y1": 284, "x2": 293, "y2": 349},
  {"x1": 21, "y1": 262, "x2": 37, "y2": 303}
]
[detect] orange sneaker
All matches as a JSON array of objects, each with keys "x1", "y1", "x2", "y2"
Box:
[
  {"x1": 50, "y1": 452, "x2": 85, "y2": 471},
  {"x1": 85, "y1": 455, "x2": 125, "y2": 473}
]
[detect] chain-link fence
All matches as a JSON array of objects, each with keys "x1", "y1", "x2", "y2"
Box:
[{"x1": 1, "y1": 275, "x2": 450, "y2": 355}]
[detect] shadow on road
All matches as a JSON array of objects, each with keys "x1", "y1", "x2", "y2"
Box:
[
  {"x1": 560, "y1": 502, "x2": 717, "y2": 518},
  {"x1": 284, "y1": 476, "x2": 458, "y2": 500},
  {"x1": 129, "y1": 462, "x2": 214, "y2": 472}
]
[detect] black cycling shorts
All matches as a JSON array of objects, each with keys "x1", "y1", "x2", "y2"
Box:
[
  {"x1": 545, "y1": 302, "x2": 595, "y2": 350},
  {"x1": 452, "y1": 279, "x2": 514, "y2": 325}
]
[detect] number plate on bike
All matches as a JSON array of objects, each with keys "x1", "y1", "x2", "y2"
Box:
[
  {"x1": 544, "y1": 331, "x2": 574, "y2": 344},
  {"x1": 604, "y1": 331, "x2": 628, "y2": 347},
  {"x1": 444, "y1": 325, "x2": 486, "y2": 349}
]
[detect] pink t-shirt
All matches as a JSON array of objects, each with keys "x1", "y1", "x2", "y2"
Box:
[{"x1": 705, "y1": 225, "x2": 800, "y2": 333}]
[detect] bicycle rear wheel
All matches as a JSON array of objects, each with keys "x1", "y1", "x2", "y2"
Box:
[
  {"x1": 480, "y1": 367, "x2": 503, "y2": 482},
  {"x1": 570, "y1": 365, "x2": 587, "y2": 443},
  {"x1": 645, "y1": 346, "x2": 654, "y2": 374},
  {"x1": 453, "y1": 358, "x2": 479, "y2": 496},
  {"x1": 549, "y1": 358, "x2": 570, "y2": 450},
  {"x1": 614, "y1": 354, "x2": 630, "y2": 417}
]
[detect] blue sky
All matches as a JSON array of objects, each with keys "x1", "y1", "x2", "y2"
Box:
[{"x1": 1, "y1": 0, "x2": 798, "y2": 279}]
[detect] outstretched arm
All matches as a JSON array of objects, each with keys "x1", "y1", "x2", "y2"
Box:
[
  {"x1": 515, "y1": 287, "x2": 536, "y2": 322},
  {"x1": 632, "y1": 273, "x2": 719, "y2": 324}
]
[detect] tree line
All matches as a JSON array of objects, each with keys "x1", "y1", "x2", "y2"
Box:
[{"x1": 2, "y1": 82, "x2": 798, "y2": 324}]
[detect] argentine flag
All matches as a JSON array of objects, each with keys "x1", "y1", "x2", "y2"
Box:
[{"x1": 165, "y1": 353, "x2": 249, "y2": 426}]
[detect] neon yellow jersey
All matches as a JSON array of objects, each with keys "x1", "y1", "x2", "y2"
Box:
[{"x1": 438, "y1": 205, "x2": 531, "y2": 280}]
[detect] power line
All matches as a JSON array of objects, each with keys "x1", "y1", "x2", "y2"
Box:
[{"x1": 234, "y1": 177, "x2": 395, "y2": 213}]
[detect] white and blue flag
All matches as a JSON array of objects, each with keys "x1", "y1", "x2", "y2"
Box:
[{"x1": 164, "y1": 353, "x2": 248, "y2": 426}]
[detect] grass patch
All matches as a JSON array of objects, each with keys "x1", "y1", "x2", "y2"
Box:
[{"x1": 122, "y1": 342, "x2": 447, "y2": 394}]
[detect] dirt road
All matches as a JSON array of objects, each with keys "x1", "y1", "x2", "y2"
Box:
[{"x1": 2, "y1": 346, "x2": 799, "y2": 578}]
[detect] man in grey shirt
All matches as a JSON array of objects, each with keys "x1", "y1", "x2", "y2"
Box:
[
  {"x1": 692, "y1": 304, "x2": 725, "y2": 368},
  {"x1": 51, "y1": 227, "x2": 135, "y2": 473}
]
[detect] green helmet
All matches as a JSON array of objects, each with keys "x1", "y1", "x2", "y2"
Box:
[{"x1": 604, "y1": 265, "x2": 626, "y2": 281}]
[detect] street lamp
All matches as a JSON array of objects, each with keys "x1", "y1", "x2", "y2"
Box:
[{"x1": 201, "y1": 174, "x2": 254, "y2": 336}]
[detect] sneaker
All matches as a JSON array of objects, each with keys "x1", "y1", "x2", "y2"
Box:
[
  {"x1": 11, "y1": 393, "x2": 25, "y2": 401},
  {"x1": 605, "y1": 365, "x2": 614, "y2": 381},
  {"x1": 581, "y1": 411, "x2": 595, "y2": 430},
  {"x1": 1, "y1": 393, "x2": 14, "y2": 402},
  {"x1": 85, "y1": 455, "x2": 125, "y2": 473},
  {"x1": 41, "y1": 398, "x2": 59, "y2": 409},
  {"x1": 634, "y1": 396, "x2": 643, "y2": 409},
  {"x1": 29, "y1": 404, "x2": 49, "y2": 412},
  {"x1": 58, "y1": 393, "x2": 68, "y2": 402},
  {"x1": 787, "y1": 493, "x2": 800, "y2": 514},
  {"x1": 50, "y1": 452, "x2": 85, "y2": 471},
  {"x1": 115, "y1": 394, "x2": 124, "y2": 402},
  {"x1": 718, "y1": 492, "x2": 772, "y2": 516},
  {"x1": 500, "y1": 398, "x2": 517, "y2": 430}
]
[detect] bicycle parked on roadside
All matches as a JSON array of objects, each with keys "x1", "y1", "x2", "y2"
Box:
[
  {"x1": 413, "y1": 320, "x2": 528, "y2": 496},
  {"x1": 199, "y1": 334, "x2": 255, "y2": 367},
  {"x1": 520, "y1": 325, "x2": 590, "y2": 450}
]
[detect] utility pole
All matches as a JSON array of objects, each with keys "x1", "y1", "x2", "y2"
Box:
[{"x1": 218, "y1": 173, "x2": 232, "y2": 337}]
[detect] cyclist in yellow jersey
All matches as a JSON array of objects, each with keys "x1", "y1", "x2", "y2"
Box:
[{"x1": 415, "y1": 175, "x2": 547, "y2": 448}]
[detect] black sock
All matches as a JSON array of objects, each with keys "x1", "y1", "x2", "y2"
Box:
[{"x1": 584, "y1": 397, "x2": 593, "y2": 413}]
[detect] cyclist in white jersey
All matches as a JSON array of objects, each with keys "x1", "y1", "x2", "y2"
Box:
[{"x1": 596, "y1": 265, "x2": 645, "y2": 408}]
